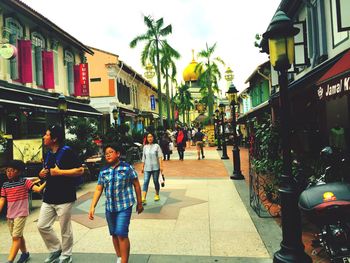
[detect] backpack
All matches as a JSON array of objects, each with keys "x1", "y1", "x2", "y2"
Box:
[{"x1": 44, "y1": 146, "x2": 83, "y2": 187}]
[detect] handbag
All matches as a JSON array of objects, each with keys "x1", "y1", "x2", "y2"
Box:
[
  {"x1": 169, "y1": 142, "x2": 174, "y2": 151},
  {"x1": 159, "y1": 171, "x2": 165, "y2": 187}
]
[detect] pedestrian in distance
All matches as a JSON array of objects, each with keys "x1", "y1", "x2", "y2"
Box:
[
  {"x1": 194, "y1": 128, "x2": 206, "y2": 160},
  {"x1": 89, "y1": 143, "x2": 143, "y2": 263},
  {"x1": 160, "y1": 132, "x2": 171, "y2": 161},
  {"x1": 37, "y1": 125, "x2": 84, "y2": 263},
  {"x1": 141, "y1": 132, "x2": 164, "y2": 204},
  {"x1": 175, "y1": 127, "x2": 187, "y2": 160},
  {"x1": 0, "y1": 160, "x2": 46, "y2": 263}
]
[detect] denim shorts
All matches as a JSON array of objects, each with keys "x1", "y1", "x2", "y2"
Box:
[{"x1": 105, "y1": 206, "x2": 132, "y2": 237}]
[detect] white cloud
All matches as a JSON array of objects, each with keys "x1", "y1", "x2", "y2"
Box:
[{"x1": 21, "y1": 0, "x2": 280, "y2": 93}]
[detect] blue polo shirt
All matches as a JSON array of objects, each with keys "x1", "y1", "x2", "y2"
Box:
[{"x1": 97, "y1": 161, "x2": 138, "y2": 212}]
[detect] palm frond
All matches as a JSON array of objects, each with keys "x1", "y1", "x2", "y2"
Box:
[{"x1": 159, "y1": 24, "x2": 172, "y2": 37}]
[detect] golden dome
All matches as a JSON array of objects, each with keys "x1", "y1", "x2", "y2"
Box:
[{"x1": 183, "y1": 50, "x2": 200, "y2": 82}]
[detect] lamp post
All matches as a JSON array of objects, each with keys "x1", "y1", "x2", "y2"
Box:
[
  {"x1": 57, "y1": 94, "x2": 67, "y2": 140},
  {"x1": 219, "y1": 102, "x2": 229, "y2": 160},
  {"x1": 263, "y1": 11, "x2": 311, "y2": 263},
  {"x1": 215, "y1": 109, "x2": 222, "y2": 150},
  {"x1": 226, "y1": 83, "x2": 244, "y2": 180},
  {"x1": 144, "y1": 63, "x2": 155, "y2": 80},
  {"x1": 112, "y1": 107, "x2": 119, "y2": 128}
]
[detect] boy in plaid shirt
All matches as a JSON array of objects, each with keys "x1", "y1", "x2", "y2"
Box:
[
  {"x1": 0, "y1": 160, "x2": 46, "y2": 263},
  {"x1": 89, "y1": 143, "x2": 143, "y2": 263}
]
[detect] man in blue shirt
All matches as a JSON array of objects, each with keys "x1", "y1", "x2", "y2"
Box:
[{"x1": 89, "y1": 143, "x2": 143, "y2": 263}]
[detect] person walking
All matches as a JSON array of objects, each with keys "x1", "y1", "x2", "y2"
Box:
[
  {"x1": 141, "y1": 133, "x2": 163, "y2": 205},
  {"x1": 176, "y1": 127, "x2": 187, "y2": 160},
  {"x1": 160, "y1": 133, "x2": 171, "y2": 161},
  {"x1": 89, "y1": 143, "x2": 143, "y2": 263},
  {"x1": 37, "y1": 125, "x2": 84, "y2": 263},
  {"x1": 0, "y1": 160, "x2": 46, "y2": 263},
  {"x1": 193, "y1": 128, "x2": 206, "y2": 160}
]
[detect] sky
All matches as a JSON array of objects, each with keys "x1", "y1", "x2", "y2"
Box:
[{"x1": 21, "y1": 0, "x2": 281, "y2": 95}]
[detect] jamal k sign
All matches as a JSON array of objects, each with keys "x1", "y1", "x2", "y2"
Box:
[{"x1": 317, "y1": 72, "x2": 350, "y2": 100}]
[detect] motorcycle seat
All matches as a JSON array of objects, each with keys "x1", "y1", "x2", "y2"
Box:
[{"x1": 299, "y1": 182, "x2": 350, "y2": 211}]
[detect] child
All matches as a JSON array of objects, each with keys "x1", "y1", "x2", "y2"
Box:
[
  {"x1": 0, "y1": 160, "x2": 46, "y2": 263},
  {"x1": 89, "y1": 143, "x2": 143, "y2": 263}
]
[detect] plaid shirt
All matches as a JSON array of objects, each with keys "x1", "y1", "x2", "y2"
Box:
[{"x1": 97, "y1": 161, "x2": 138, "y2": 212}]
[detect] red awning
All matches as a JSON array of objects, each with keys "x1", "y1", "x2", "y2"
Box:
[{"x1": 317, "y1": 48, "x2": 350, "y2": 85}]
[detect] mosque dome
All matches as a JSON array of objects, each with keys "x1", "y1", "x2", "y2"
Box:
[{"x1": 183, "y1": 50, "x2": 200, "y2": 82}]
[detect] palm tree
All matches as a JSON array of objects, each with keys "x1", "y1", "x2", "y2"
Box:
[
  {"x1": 195, "y1": 42, "x2": 225, "y2": 119},
  {"x1": 174, "y1": 83, "x2": 193, "y2": 125},
  {"x1": 130, "y1": 15, "x2": 174, "y2": 125},
  {"x1": 160, "y1": 44, "x2": 180, "y2": 128}
]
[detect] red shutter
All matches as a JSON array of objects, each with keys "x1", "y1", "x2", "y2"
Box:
[
  {"x1": 80, "y1": 63, "x2": 90, "y2": 97},
  {"x1": 18, "y1": 40, "x2": 33, "y2": 83},
  {"x1": 42, "y1": 51, "x2": 55, "y2": 89},
  {"x1": 74, "y1": 64, "x2": 80, "y2": 96}
]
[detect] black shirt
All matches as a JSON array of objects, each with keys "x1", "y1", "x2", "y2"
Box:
[
  {"x1": 43, "y1": 146, "x2": 81, "y2": 204},
  {"x1": 194, "y1": 132, "x2": 205, "y2": 142}
]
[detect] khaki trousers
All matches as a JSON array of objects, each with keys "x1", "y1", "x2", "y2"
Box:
[{"x1": 37, "y1": 202, "x2": 74, "y2": 257}]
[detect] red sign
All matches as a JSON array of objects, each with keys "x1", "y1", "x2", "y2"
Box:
[{"x1": 74, "y1": 63, "x2": 90, "y2": 96}]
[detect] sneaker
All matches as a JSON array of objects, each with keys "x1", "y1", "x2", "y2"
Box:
[
  {"x1": 116, "y1": 257, "x2": 121, "y2": 263},
  {"x1": 154, "y1": 195, "x2": 160, "y2": 201},
  {"x1": 44, "y1": 250, "x2": 62, "y2": 263},
  {"x1": 58, "y1": 256, "x2": 72, "y2": 263},
  {"x1": 142, "y1": 197, "x2": 147, "y2": 205},
  {"x1": 202, "y1": 155, "x2": 205, "y2": 159},
  {"x1": 197, "y1": 157, "x2": 200, "y2": 160},
  {"x1": 16, "y1": 252, "x2": 30, "y2": 263}
]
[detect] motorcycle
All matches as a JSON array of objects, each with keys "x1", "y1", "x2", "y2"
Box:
[{"x1": 298, "y1": 147, "x2": 350, "y2": 263}]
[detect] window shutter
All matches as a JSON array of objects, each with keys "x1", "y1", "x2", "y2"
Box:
[
  {"x1": 10, "y1": 34, "x2": 19, "y2": 80},
  {"x1": 67, "y1": 62, "x2": 74, "y2": 95},
  {"x1": 74, "y1": 64, "x2": 80, "y2": 96},
  {"x1": 109, "y1": 79, "x2": 115, "y2": 96},
  {"x1": 18, "y1": 40, "x2": 33, "y2": 83},
  {"x1": 42, "y1": 51, "x2": 55, "y2": 89},
  {"x1": 35, "y1": 46, "x2": 43, "y2": 86}
]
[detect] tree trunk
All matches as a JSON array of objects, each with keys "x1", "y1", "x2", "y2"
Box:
[
  {"x1": 170, "y1": 81, "x2": 175, "y2": 128},
  {"x1": 165, "y1": 69, "x2": 171, "y2": 128},
  {"x1": 155, "y1": 41, "x2": 163, "y2": 126}
]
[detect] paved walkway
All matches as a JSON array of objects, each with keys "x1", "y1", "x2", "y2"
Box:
[{"x1": 0, "y1": 146, "x2": 274, "y2": 263}]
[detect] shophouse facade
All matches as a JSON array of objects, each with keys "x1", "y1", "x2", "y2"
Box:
[
  {"x1": 86, "y1": 47, "x2": 162, "y2": 133},
  {"x1": 261, "y1": 0, "x2": 350, "y2": 157},
  {"x1": 0, "y1": 0, "x2": 100, "y2": 165}
]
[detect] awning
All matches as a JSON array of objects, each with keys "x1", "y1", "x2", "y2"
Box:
[
  {"x1": 316, "y1": 48, "x2": 350, "y2": 100},
  {"x1": 237, "y1": 101, "x2": 270, "y2": 124},
  {"x1": 119, "y1": 107, "x2": 137, "y2": 117},
  {"x1": 270, "y1": 50, "x2": 346, "y2": 100},
  {"x1": 0, "y1": 85, "x2": 102, "y2": 117}
]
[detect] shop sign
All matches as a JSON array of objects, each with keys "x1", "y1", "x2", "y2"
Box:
[
  {"x1": 317, "y1": 72, "x2": 350, "y2": 100},
  {"x1": 0, "y1": 44, "x2": 17, "y2": 59},
  {"x1": 150, "y1": 95, "x2": 156, "y2": 110}
]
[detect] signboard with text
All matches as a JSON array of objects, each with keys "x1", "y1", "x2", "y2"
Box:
[
  {"x1": 317, "y1": 71, "x2": 350, "y2": 100},
  {"x1": 150, "y1": 95, "x2": 156, "y2": 110},
  {"x1": 74, "y1": 63, "x2": 90, "y2": 97}
]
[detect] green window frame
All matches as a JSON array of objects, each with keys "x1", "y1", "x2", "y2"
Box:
[
  {"x1": 64, "y1": 50, "x2": 74, "y2": 95},
  {"x1": 31, "y1": 32, "x2": 45, "y2": 87},
  {"x1": 5, "y1": 17, "x2": 23, "y2": 80}
]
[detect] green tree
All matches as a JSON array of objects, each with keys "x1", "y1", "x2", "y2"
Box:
[
  {"x1": 174, "y1": 83, "x2": 193, "y2": 125},
  {"x1": 160, "y1": 44, "x2": 180, "y2": 128},
  {"x1": 65, "y1": 117, "x2": 99, "y2": 162},
  {"x1": 195, "y1": 42, "x2": 225, "y2": 119},
  {"x1": 130, "y1": 15, "x2": 174, "y2": 125}
]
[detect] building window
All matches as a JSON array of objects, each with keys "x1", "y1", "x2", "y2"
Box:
[
  {"x1": 5, "y1": 17, "x2": 24, "y2": 80},
  {"x1": 31, "y1": 32, "x2": 45, "y2": 87},
  {"x1": 331, "y1": 0, "x2": 349, "y2": 48},
  {"x1": 64, "y1": 50, "x2": 74, "y2": 95}
]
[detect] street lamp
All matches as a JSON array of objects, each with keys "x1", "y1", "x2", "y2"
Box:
[
  {"x1": 226, "y1": 83, "x2": 244, "y2": 180},
  {"x1": 215, "y1": 109, "x2": 222, "y2": 150},
  {"x1": 219, "y1": 102, "x2": 229, "y2": 160},
  {"x1": 263, "y1": 10, "x2": 311, "y2": 263},
  {"x1": 57, "y1": 94, "x2": 67, "y2": 140},
  {"x1": 144, "y1": 63, "x2": 155, "y2": 79},
  {"x1": 224, "y1": 67, "x2": 234, "y2": 82},
  {"x1": 112, "y1": 107, "x2": 119, "y2": 128}
]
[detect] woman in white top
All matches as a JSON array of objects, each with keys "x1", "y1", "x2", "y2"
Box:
[{"x1": 141, "y1": 133, "x2": 163, "y2": 205}]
